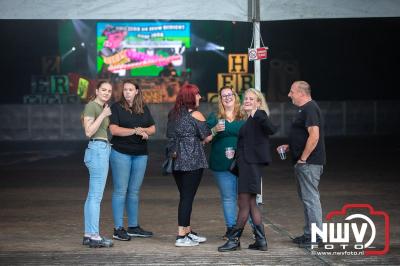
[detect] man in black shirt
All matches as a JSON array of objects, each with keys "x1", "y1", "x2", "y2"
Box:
[{"x1": 277, "y1": 81, "x2": 326, "y2": 248}]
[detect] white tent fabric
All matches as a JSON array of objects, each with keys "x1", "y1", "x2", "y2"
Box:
[
  {"x1": 0, "y1": 0, "x2": 247, "y2": 21},
  {"x1": 1, "y1": 0, "x2": 399, "y2": 20},
  {"x1": 261, "y1": 0, "x2": 400, "y2": 21}
]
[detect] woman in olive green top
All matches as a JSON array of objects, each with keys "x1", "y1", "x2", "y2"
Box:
[
  {"x1": 206, "y1": 87, "x2": 244, "y2": 239},
  {"x1": 81, "y1": 81, "x2": 114, "y2": 248}
]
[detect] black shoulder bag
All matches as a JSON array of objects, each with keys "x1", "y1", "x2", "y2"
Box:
[
  {"x1": 229, "y1": 156, "x2": 239, "y2": 176},
  {"x1": 162, "y1": 157, "x2": 174, "y2": 175}
]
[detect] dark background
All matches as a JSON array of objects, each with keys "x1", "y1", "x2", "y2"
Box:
[{"x1": 1, "y1": 18, "x2": 399, "y2": 103}]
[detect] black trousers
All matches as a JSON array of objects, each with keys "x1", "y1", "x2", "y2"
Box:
[{"x1": 173, "y1": 168, "x2": 203, "y2": 227}]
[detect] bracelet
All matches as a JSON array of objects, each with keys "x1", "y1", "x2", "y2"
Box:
[{"x1": 299, "y1": 159, "x2": 306, "y2": 162}]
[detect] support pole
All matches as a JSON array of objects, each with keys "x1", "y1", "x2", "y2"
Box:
[
  {"x1": 253, "y1": 21, "x2": 261, "y2": 91},
  {"x1": 251, "y1": 0, "x2": 261, "y2": 91},
  {"x1": 250, "y1": 0, "x2": 263, "y2": 205}
]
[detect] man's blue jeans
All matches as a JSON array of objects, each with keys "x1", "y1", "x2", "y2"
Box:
[
  {"x1": 83, "y1": 140, "x2": 111, "y2": 235},
  {"x1": 294, "y1": 163, "x2": 323, "y2": 236},
  {"x1": 212, "y1": 171, "x2": 237, "y2": 228},
  {"x1": 110, "y1": 148, "x2": 148, "y2": 228}
]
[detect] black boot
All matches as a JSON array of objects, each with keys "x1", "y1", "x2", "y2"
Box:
[
  {"x1": 248, "y1": 224, "x2": 268, "y2": 251},
  {"x1": 218, "y1": 227, "x2": 243, "y2": 252},
  {"x1": 222, "y1": 227, "x2": 234, "y2": 240}
]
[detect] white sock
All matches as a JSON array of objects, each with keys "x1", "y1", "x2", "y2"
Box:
[{"x1": 90, "y1": 234, "x2": 101, "y2": 240}]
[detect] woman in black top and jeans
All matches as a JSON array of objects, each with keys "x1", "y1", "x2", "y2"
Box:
[
  {"x1": 109, "y1": 80, "x2": 156, "y2": 241},
  {"x1": 166, "y1": 84, "x2": 211, "y2": 247}
]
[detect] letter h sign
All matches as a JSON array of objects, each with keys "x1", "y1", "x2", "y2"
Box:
[{"x1": 217, "y1": 54, "x2": 253, "y2": 94}]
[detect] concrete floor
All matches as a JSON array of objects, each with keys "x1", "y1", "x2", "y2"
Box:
[{"x1": 0, "y1": 137, "x2": 399, "y2": 265}]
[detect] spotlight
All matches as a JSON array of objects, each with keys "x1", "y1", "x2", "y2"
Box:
[
  {"x1": 204, "y1": 43, "x2": 225, "y2": 51},
  {"x1": 196, "y1": 47, "x2": 199, "y2": 52},
  {"x1": 81, "y1": 42, "x2": 85, "y2": 47},
  {"x1": 71, "y1": 46, "x2": 76, "y2": 51}
]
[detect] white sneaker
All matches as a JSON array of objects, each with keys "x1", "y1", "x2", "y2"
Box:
[
  {"x1": 188, "y1": 232, "x2": 207, "y2": 243},
  {"x1": 175, "y1": 236, "x2": 199, "y2": 247}
]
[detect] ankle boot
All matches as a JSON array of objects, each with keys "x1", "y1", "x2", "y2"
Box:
[
  {"x1": 218, "y1": 227, "x2": 243, "y2": 252},
  {"x1": 248, "y1": 224, "x2": 268, "y2": 251},
  {"x1": 222, "y1": 227, "x2": 234, "y2": 240}
]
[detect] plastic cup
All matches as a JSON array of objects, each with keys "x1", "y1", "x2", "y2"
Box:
[
  {"x1": 225, "y1": 147, "x2": 235, "y2": 159},
  {"x1": 278, "y1": 146, "x2": 286, "y2": 160},
  {"x1": 218, "y1": 119, "x2": 225, "y2": 130}
]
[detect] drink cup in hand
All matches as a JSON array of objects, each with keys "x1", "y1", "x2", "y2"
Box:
[
  {"x1": 225, "y1": 147, "x2": 235, "y2": 159},
  {"x1": 218, "y1": 119, "x2": 225, "y2": 131},
  {"x1": 278, "y1": 146, "x2": 286, "y2": 160}
]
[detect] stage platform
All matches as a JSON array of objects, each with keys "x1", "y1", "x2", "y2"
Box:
[{"x1": 0, "y1": 137, "x2": 399, "y2": 265}]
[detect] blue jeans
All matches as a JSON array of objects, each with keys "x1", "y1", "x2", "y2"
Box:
[
  {"x1": 213, "y1": 171, "x2": 237, "y2": 228},
  {"x1": 294, "y1": 163, "x2": 323, "y2": 236},
  {"x1": 83, "y1": 140, "x2": 111, "y2": 235},
  {"x1": 110, "y1": 148, "x2": 148, "y2": 228}
]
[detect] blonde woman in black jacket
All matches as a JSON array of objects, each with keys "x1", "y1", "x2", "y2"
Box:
[{"x1": 218, "y1": 88, "x2": 277, "y2": 252}]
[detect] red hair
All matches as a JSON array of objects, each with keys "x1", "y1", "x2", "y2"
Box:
[{"x1": 172, "y1": 84, "x2": 199, "y2": 117}]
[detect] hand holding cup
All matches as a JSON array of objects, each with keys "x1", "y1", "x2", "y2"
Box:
[
  {"x1": 277, "y1": 145, "x2": 288, "y2": 160},
  {"x1": 225, "y1": 147, "x2": 235, "y2": 159},
  {"x1": 215, "y1": 119, "x2": 225, "y2": 132}
]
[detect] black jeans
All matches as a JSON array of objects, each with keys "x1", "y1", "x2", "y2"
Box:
[{"x1": 173, "y1": 169, "x2": 203, "y2": 226}]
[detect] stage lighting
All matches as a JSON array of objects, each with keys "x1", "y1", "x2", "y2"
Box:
[
  {"x1": 81, "y1": 42, "x2": 85, "y2": 47},
  {"x1": 71, "y1": 46, "x2": 76, "y2": 51},
  {"x1": 204, "y1": 43, "x2": 225, "y2": 52}
]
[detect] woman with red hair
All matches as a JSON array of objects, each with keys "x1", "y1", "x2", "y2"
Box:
[{"x1": 166, "y1": 84, "x2": 211, "y2": 247}]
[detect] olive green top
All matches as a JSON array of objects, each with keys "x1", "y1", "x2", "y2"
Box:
[
  {"x1": 206, "y1": 112, "x2": 245, "y2": 171},
  {"x1": 82, "y1": 101, "x2": 109, "y2": 139}
]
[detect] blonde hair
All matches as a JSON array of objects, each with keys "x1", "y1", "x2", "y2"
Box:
[
  {"x1": 217, "y1": 87, "x2": 243, "y2": 120},
  {"x1": 242, "y1": 88, "x2": 270, "y2": 118}
]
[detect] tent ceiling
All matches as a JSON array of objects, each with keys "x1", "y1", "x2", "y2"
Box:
[{"x1": 1, "y1": 0, "x2": 399, "y2": 21}]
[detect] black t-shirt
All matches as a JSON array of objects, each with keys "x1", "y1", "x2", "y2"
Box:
[
  {"x1": 109, "y1": 103, "x2": 155, "y2": 155},
  {"x1": 289, "y1": 100, "x2": 326, "y2": 165}
]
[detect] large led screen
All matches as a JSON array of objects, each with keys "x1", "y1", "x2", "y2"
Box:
[{"x1": 97, "y1": 21, "x2": 191, "y2": 77}]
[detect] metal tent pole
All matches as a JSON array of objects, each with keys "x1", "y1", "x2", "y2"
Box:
[
  {"x1": 253, "y1": 20, "x2": 261, "y2": 91},
  {"x1": 250, "y1": 0, "x2": 264, "y2": 205}
]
